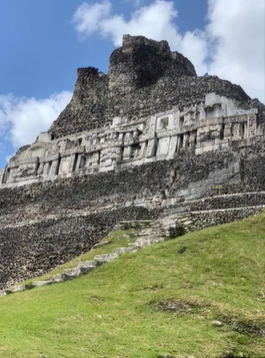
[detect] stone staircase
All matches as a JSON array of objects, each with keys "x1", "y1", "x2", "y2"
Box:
[
  {"x1": 1, "y1": 190, "x2": 264, "y2": 298},
  {"x1": 0, "y1": 220, "x2": 168, "y2": 298},
  {"x1": 160, "y1": 191, "x2": 265, "y2": 233}
]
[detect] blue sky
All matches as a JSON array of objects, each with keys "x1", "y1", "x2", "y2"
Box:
[
  {"x1": 0, "y1": 0, "x2": 207, "y2": 98},
  {"x1": 0, "y1": 0, "x2": 264, "y2": 168}
]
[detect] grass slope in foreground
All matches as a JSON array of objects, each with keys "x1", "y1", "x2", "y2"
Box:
[{"x1": 0, "y1": 213, "x2": 265, "y2": 358}]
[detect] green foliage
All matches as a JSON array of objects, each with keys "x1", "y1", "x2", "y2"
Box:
[{"x1": 1, "y1": 213, "x2": 265, "y2": 358}]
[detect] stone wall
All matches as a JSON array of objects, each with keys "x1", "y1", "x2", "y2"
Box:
[
  {"x1": 0, "y1": 207, "x2": 150, "y2": 290},
  {"x1": 0, "y1": 149, "x2": 239, "y2": 222},
  {"x1": 1, "y1": 92, "x2": 262, "y2": 189},
  {"x1": 49, "y1": 68, "x2": 109, "y2": 138},
  {"x1": 2, "y1": 139, "x2": 265, "y2": 288},
  {"x1": 170, "y1": 207, "x2": 263, "y2": 234}
]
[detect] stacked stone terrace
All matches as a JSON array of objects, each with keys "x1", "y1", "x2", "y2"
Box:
[{"x1": 0, "y1": 34, "x2": 265, "y2": 289}]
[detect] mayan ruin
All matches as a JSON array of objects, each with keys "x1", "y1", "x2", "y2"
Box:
[{"x1": 0, "y1": 35, "x2": 265, "y2": 290}]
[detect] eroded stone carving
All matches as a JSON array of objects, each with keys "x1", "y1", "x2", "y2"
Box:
[{"x1": 1, "y1": 91, "x2": 262, "y2": 188}]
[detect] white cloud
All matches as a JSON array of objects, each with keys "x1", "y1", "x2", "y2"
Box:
[
  {"x1": 73, "y1": 0, "x2": 208, "y2": 75},
  {"x1": 73, "y1": 0, "x2": 265, "y2": 102},
  {"x1": 207, "y1": 0, "x2": 265, "y2": 101},
  {"x1": 73, "y1": 1, "x2": 111, "y2": 38},
  {"x1": 0, "y1": 91, "x2": 72, "y2": 149},
  {"x1": 73, "y1": 1, "x2": 182, "y2": 48}
]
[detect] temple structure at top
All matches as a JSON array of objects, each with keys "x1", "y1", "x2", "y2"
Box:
[{"x1": 0, "y1": 35, "x2": 264, "y2": 188}]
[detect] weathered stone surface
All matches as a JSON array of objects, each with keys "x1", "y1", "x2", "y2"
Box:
[
  {"x1": 0, "y1": 290, "x2": 6, "y2": 298},
  {"x1": 77, "y1": 260, "x2": 98, "y2": 274},
  {"x1": 47, "y1": 274, "x2": 63, "y2": 283},
  {"x1": 31, "y1": 281, "x2": 51, "y2": 287},
  {"x1": 62, "y1": 268, "x2": 80, "y2": 280},
  {"x1": 49, "y1": 35, "x2": 263, "y2": 139},
  {"x1": 94, "y1": 253, "x2": 119, "y2": 264},
  {"x1": 113, "y1": 247, "x2": 138, "y2": 254},
  {"x1": 0, "y1": 207, "x2": 149, "y2": 290},
  {"x1": 11, "y1": 285, "x2": 27, "y2": 293},
  {"x1": 0, "y1": 34, "x2": 265, "y2": 291}
]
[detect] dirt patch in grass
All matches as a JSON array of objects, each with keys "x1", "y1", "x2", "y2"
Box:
[
  {"x1": 218, "y1": 350, "x2": 263, "y2": 358},
  {"x1": 157, "y1": 299, "x2": 209, "y2": 315},
  {"x1": 220, "y1": 317, "x2": 265, "y2": 338}
]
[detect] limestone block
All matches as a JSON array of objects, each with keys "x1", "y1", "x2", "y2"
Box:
[
  {"x1": 37, "y1": 163, "x2": 44, "y2": 175},
  {"x1": 124, "y1": 132, "x2": 133, "y2": 142},
  {"x1": 47, "y1": 274, "x2": 63, "y2": 283},
  {"x1": 11, "y1": 285, "x2": 27, "y2": 293},
  {"x1": 138, "y1": 141, "x2": 146, "y2": 159},
  {"x1": 146, "y1": 139, "x2": 157, "y2": 158},
  {"x1": 32, "y1": 281, "x2": 51, "y2": 287},
  {"x1": 157, "y1": 137, "x2": 170, "y2": 156},
  {"x1": 0, "y1": 290, "x2": 6, "y2": 298},
  {"x1": 173, "y1": 109, "x2": 180, "y2": 128},
  {"x1": 50, "y1": 160, "x2": 60, "y2": 177},
  {"x1": 113, "y1": 247, "x2": 139, "y2": 254},
  {"x1": 43, "y1": 162, "x2": 51, "y2": 176},
  {"x1": 231, "y1": 123, "x2": 240, "y2": 140},
  {"x1": 89, "y1": 152, "x2": 100, "y2": 166},
  {"x1": 69, "y1": 154, "x2": 79, "y2": 172},
  {"x1": 146, "y1": 116, "x2": 156, "y2": 136},
  {"x1": 62, "y1": 267, "x2": 81, "y2": 280},
  {"x1": 36, "y1": 131, "x2": 52, "y2": 143},
  {"x1": 30, "y1": 148, "x2": 46, "y2": 158},
  {"x1": 248, "y1": 114, "x2": 258, "y2": 137},
  {"x1": 13, "y1": 160, "x2": 38, "y2": 179},
  {"x1": 94, "y1": 253, "x2": 119, "y2": 264},
  {"x1": 59, "y1": 157, "x2": 71, "y2": 174},
  {"x1": 77, "y1": 260, "x2": 98, "y2": 274},
  {"x1": 183, "y1": 133, "x2": 190, "y2": 148}
]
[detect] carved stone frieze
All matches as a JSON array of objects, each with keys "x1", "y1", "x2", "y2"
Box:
[{"x1": 0, "y1": 93, "x2": 260, "y2": 188}]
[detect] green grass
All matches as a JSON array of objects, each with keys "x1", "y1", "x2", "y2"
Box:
[{"x1": 1, "y1": 213, "x2": 265, "y2": 358}]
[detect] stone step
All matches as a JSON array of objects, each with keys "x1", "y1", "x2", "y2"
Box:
[
  {"x1": 131, "y1": 237, "x2": 166, "y2": 248},
  {"x1": 113, "y1": 246, "x2": 139, "y2": 254},
  {"x1": 162, "y1": 191, "x2": 265, "y2": 215},
  {"x1": 0, "y1": 228, "x2": 169, "y2": 299},
  {"x1": 94, "y1": 253, "x2": 119, "y2": 264},
  {"x1": 77, "y1": 260, "x2": 98, "y2": 274},
  {"x1": 118, "y1": 220, "x2": 152, "y2": 230},
  {"x1": 157, "y1": 205, "x2": 264, "y2": 234}
]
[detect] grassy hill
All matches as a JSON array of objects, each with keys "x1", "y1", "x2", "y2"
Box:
[{"x1": 0, "y1": 213, "x2": 265, "y2": 358}]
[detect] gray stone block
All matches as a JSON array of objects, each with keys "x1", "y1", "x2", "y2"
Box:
[
  {"x1": 0, "y1": 290, "x2": 6, "y2": 298},
  {"x1": 31, "y1": 281, "x2": 51, "y2": 287},
  {"x1": 94, "y1": 253, "x2": 119, "y2": 264},
  {"x1": 62, "y1": 268, "x2": 81, "y2": 281},
  {"x1": 77, "y1": 260, "x2": 98, "y2": 274},
  {"x1": 11, "y1": 285, "x2": 27, "y2": 293},
  {"x1": 47, "y1": 274, "x2": 63, "y2": 283}
]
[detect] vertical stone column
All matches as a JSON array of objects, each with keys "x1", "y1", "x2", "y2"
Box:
[
  {"x1": 49, "y1": 159, "x2": 60, "y2": 178},
  {"x1": 138, "y1": 142, "x2": 147, "y2": 159},
  {"x1": 146, "y1": 139, "x2": 157, "y2": 158},
  {"x1": 167, "y1": 136, "x2": 178, "y2": 159},
  {"x1": 68, "y1": 153, "x2": 78, "y2": 172}
]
